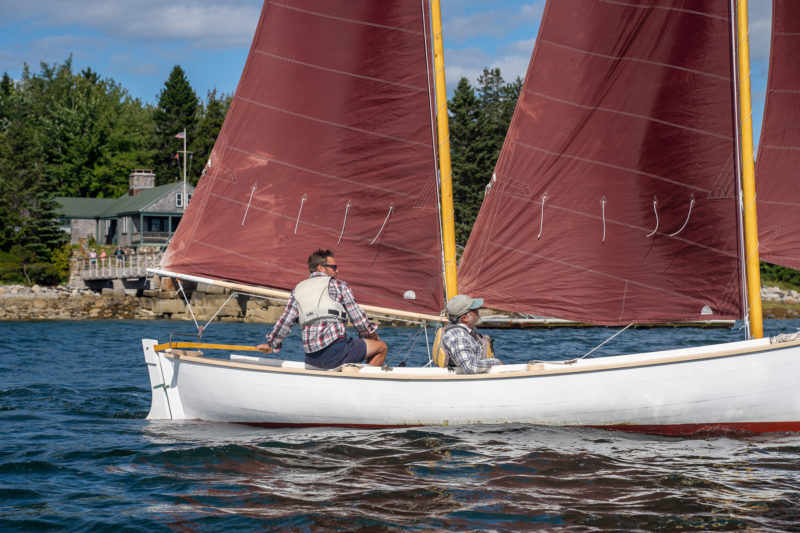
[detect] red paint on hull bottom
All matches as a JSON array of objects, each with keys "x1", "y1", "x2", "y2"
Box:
[{"x1": 238, "y1": 421, "x2": 800, "y2": 437}]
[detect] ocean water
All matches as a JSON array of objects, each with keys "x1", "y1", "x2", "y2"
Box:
[{"x1": 2, "y1": 318, "x2": 800, "y2": 531}]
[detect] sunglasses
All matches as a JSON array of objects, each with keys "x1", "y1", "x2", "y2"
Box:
[{"x1": 322, "y1": 263, "x2": 338, "y2": 271}]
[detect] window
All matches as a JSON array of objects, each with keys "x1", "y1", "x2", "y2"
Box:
[
  {"x1": 187, "y1": 193, "x2": 192, "y2": 205},
  {"x1": 176, "y1": 193, "x2": 183, "y2": 207},
  {"x1": 122, "y1": 217, "x2": 128, "y2": 234}
]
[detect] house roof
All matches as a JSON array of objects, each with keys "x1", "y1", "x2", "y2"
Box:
[
  {"x1": 55, "y1": 197, "x2": 117, "y2": 218},
  {"x1": 102, "y1": 182, "x2": 187, "y2": 216},
  {"x1": 56, "y1": 182, "x2": 194, "y2": 218}
]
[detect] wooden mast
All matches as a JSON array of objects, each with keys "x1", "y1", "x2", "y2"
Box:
[
  {"x1": 735, "y1": 0, "x2": 764, "y2": 338},
  {"x1": 431, "y1": 0, "x2": 458, "y2": 301}
]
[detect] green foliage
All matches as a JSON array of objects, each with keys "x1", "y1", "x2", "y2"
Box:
[
  {"x1": 761, "y1": 262, "x2": 800, "y2": 289},
  {"x1": 152, "y1": 65, "x2": 200, "y2": 185},
  {"x1": 191, "y1": 90, "x2": 231, "y2": 185},
  {"x1": 448, "y1": 68, "x2": 521, "y2": 245}
]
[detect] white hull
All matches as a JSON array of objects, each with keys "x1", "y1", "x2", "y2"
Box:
[{"x1": 142, "y1": 337, "x2": 800, "y2": 435}]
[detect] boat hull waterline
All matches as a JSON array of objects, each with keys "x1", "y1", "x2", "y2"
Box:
[{"x1": 142, "y1": 338, "x2": 800, "y2": 436}]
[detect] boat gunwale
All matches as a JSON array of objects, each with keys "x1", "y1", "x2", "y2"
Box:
[{"x1": 153, "y1": 337, "x2": 800, "y2": 381}]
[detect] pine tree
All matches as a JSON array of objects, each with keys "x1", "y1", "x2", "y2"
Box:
[
  {"x1": 448, "y1": 77, "x2": 483, "y2": 245},
  {"x1": 152, "y1": 65, "x2": 199, "y2": 185},
  {"x1": 191, "y1": 89, "x2": 230, "y2": 185}
]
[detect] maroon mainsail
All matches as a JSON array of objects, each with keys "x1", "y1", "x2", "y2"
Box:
[
  {"x1": 161, "y1": 1, "x2": 444, "y2": 314},
  {"x1": 459, "y1": 0, "x2": 743, "y2": 325},
  {"x1": 755, "y1": 0, "x2": 800, "y2": 271}
]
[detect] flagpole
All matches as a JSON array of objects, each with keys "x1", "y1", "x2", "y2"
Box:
[{"x1": 182, "y1": 127, "x2": 187, "y2": 212}]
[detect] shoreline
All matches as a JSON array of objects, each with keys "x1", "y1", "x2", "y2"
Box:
[{"x1": 1, "y1": 284, "x2": 798, "y2": 322}]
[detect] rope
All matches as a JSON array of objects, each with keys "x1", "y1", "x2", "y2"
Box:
[
  {"x1": 771, "y1": 330, "x2": 800, "y2": 344},
  {"x1": 242, "y1": 184, "x2": 257, "y2": 226},
  {"x1": 646, "y1": 197, "x2": 659, "y2": 237},
  {"x1": 537, "y1": 193, "x2": 548, "y2": 239},
  {"x1": 202, "y1": 291, "x2": 237, "y2": 332},
  {"x1": 535, "y1": 323, "x2": 634, "y2": 366},
  {"x1": 668, "y1": 195, "x2": 695, "y2": 237},
  {"x1": 370, "y1": 204, "x2": 393, "y2": 245},
  {"x1": 338, "y1": 200, "x2": 351, "y2": 245},
  {"x1": 601, "y1": 197, "x2": 607, "y2": 243},
  {"x1": 176, "y1": 278, "x2": 201, "y2": 334},
  {"x1": 294, "y1": 194, "x2": 307, "y2": 234},
  {"x1": 391, "y1": 324, "x2": 426, "y2": 367}
]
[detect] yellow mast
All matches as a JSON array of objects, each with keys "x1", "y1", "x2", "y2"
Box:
[
  {"x1": 735, "y1": 0, "x2": 763, "y2": 338},
  {"x1": 431, "y1": 0, "x2": 458, "y2": 301}
]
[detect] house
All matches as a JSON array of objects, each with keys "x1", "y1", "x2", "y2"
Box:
[{"x1": 56, "y1": 170, "x2": 195, "y2": 249}]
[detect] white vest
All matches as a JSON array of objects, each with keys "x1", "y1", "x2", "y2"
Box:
[{"x1": 294, "y1": 276, "x2": 348, "y2": 326}]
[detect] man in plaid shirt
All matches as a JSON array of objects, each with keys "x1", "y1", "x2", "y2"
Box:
[
  {"x1": 255, "y1": 249, "x2": 387, "y2": 369},
  {"x1": 441, "y1": 294, "x2": 503, "y2": 374}
]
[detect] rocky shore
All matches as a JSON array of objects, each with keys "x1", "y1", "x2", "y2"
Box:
[{"x1": 1, "y1": 283, "x2": 799, "y2": 322}]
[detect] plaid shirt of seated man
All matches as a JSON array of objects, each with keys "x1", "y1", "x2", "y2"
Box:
[{"x1": 441, "y1": 294, "x2": 503, "y2": 374}]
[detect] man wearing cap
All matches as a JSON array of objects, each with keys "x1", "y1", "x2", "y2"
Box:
[{"x1": 441, "y1": 294, "x2": 502, "y2": 373}]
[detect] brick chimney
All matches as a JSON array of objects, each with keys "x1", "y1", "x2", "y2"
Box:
[{"x1": 129, "y1": 169, "x2": 156, "y2": 196}]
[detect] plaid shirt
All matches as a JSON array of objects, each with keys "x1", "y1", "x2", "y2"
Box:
[
  {"x1": 441, "y1": 324, "x2": 501, "y2": 374},
  {"x1": 266, "y1": 272, "x2": 376, "y2": 353}
]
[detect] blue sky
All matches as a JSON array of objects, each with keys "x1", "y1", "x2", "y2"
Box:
[{"x1": 0, "y1": 0, "x2": 773, "y2": 143}]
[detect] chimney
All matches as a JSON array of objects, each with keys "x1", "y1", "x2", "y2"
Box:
[{"x1": 129, "y1": 169, "x2": 156, "y2": 196}]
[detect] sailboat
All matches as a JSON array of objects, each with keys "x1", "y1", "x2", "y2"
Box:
[
  {"x1": 142, "y1": 0, "x2": 800, "y2": 435},
  {"x1": 755, "y1": 0, "x2": 800, "y2": 272}
]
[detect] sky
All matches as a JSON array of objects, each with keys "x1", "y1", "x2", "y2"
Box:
[{"x1": 0, "y1": 0, "x2": 774, "y2": 144}]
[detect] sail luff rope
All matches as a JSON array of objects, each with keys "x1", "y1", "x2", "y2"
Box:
[
  {"x1": 645, "y1": 197, "x2": 659, "y2": 237},
  {"x1": 337, "y1": 200, "x2": 351, "y2": 245},
  {"x1": 242, "y1": 184, "x2": 257, "y2": 226},
  {"x1": 667, "y1": 195, "x2": 696, "y2": 237},
  {"x1": 370, "y1": 204, "x2": 393, "y2": 245},
  {"x1": 294, "y1": 194, "x2": 307, "y2": 234}
]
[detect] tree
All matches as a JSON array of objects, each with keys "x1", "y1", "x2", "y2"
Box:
[
  {"x1": 191, "y1": 89, "x2": 230, "y2": 185},
  {"x1": 152, "y1": 65, "x2": 199, "y2": 185}
]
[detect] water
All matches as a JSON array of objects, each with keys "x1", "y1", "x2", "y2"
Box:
[{"x1": 2, "y1": 319, "x2": 800, "y2": 531}]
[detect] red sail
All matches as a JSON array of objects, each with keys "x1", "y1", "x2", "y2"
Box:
[
  {"x1": 162, "y1": 0, "x2": 444, "y2": 314},
  {"x1": 755, "y1": 0, "x2": 800, "y2": 271},
  {"x1": 459, "y1": 0, "x2": 742, "y2": 325}
]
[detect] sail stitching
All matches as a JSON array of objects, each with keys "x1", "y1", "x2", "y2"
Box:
[
  {"x1": 238, "y1": 97, "x2": 431, "y2": 148},
  {"x1": 667, "y1": 195, "x2": 695, "y2": 237},
  {"x1": 598, "y1": 0, "x2": 729, "y2": 21},
  {"x1": 646, "y1": 197, "x2": 659, "y2": 237},
  {"x1": 760, "y1": 145, "x2": 800, "y2": 151},
  {"x1": 539, "y1": 39, "x2": 730, "y2": 82},
  {"x1": 526, "y1": 91, "x2": 733, "y2": 142},
  {"x1": 270, "y1": 2, "x2": 425, "y2": 34},
  {"x1": 226, "y1": 146, "x2": 418, "y2": 198},
  {"x1": 512, "y1": 142, "x2": 712, "y2": 193},
  {"x1": 254, "y1": 50, "x2": 427, "y2": 92}
]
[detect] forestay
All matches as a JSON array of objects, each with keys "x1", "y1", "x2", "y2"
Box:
[{"x1": 459, "y1": 0, "x2": 744, "y2": 325}]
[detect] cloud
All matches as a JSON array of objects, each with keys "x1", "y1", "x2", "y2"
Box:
[
  {"x1": 444, "y1": 1, "x2": 544, "y2": 44},
  {"x1": 2, "y1": 0, "x2": 262, "y2": 49}
]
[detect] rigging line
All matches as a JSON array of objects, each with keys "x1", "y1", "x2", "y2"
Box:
[
  {"x1": 294, "y1": 194, "x2": 307, "y2": 234},
  {"x1": 392, "y1": 326, "x2": 425, "y2": 366},
  {"x1": 175, "y1": 278, "x2": 201, "y2": 334},
  {"x1": 338, "y1": 201, "x2": 351, "y2": 245},
  {"x1": 579, "y1": 323, "x2": 634, "y2": 360},
  {"x1": 537, "y1": 193, "x2": 548, "y2": 239},
  {"x1": 370, "y1": 204, "x2": 394, "y2": 245},
  {"x1": 424, "y1": 321, "x2": 432, "y2": 365},
  {"x1": 668, "y1": 195, "x2": 696, "y2": 237},
  {"x1": 645, "y1": 197, "x2": 659, "y2": 237},
  {"x1": 202, "y1": 291, "x2": 237, "y2": 333},
  {"x1": 601, "y1": 197, "x2": 607, "y2": 243},
  {"x1": 242, "y1": 184, "x2": 257, "y2": 226}
]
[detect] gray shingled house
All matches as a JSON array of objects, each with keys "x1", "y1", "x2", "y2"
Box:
[{"x1": 56, "y1": 170, "x2": 195, "y2": 249}]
